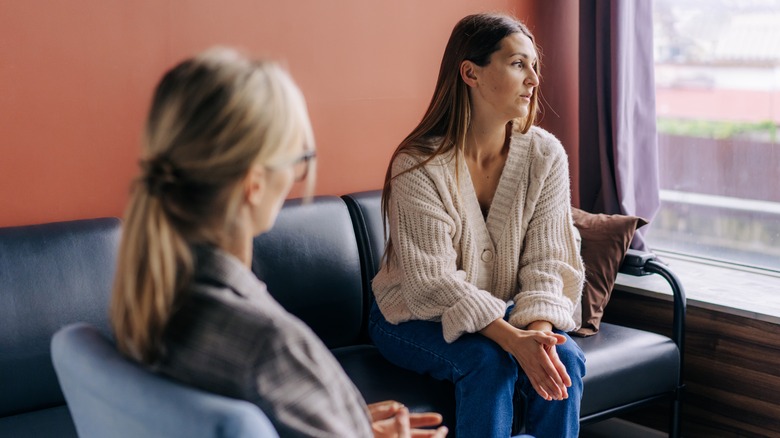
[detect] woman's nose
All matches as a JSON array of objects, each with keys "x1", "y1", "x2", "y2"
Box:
[{"x1": 526, "y1": 68, "x2": 540, "y2": 86}]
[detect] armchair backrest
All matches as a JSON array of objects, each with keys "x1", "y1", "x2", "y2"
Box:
[{"x1": 51, "y1": 323, "x2": 278, "y2": 438}]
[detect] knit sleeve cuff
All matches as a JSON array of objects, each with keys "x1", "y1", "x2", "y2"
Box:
[
  {"x1": 441, "y1": 292, "x2": 507, "y2": 343},
  {"x1": 508, "y1": 292, "x2": 577, "y2": 332}
]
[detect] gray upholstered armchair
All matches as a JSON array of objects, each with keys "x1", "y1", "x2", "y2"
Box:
[{"x1": 51, "y1": 323, "x2": 278, "y2": 438}]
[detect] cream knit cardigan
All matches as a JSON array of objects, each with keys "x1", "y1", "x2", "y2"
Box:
[{"x1": 372, "y1": 125, "x2": 584, "y2": 343}]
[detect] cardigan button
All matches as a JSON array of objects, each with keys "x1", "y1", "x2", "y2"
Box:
[{"x1": 481, "y1": 249, "x2": 494, "y2": 262}]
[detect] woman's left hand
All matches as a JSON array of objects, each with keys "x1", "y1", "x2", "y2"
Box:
[{"x1": 368, "y1": 400, "x2": 448, "y2": 437}]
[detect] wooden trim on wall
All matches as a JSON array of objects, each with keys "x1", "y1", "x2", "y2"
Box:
[{"x1": 604, "y1": 288, "x2": 780, "y2": 437}]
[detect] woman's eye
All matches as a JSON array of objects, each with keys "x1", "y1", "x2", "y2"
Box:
[{"x1": 513, "y1": 61, "x2": 524, "y2": 68}]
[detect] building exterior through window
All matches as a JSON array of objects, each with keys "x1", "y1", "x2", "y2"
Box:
[{"x1": 650, "y1": 0, "x2": 780, "y2": 271}]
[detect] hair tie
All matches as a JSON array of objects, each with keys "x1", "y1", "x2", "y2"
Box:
[{"x1": 141, "y1": 156, "x2": 179, "y2": 197}]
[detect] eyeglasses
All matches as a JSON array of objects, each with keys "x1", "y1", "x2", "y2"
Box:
[
  {"x1": 269, "y1": 150, "x2": 316, "y2": 182},
  {"x1": 292, "y1": 150, "x2": 316, "y2": 182}
]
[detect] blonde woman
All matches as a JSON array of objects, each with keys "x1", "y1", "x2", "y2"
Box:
[
  {"x1": 111, "y1": 48, "x2": 446, "y2": 438},
  {"x1": 370, "y1": 14, "x2": 586, "y2": 438}
]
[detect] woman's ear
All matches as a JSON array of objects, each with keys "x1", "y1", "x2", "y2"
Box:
[
  {"x1": 243, "y1": 165, "x2": 266, "y2": 206},
  {"x1": 460, "y1": 60, "x2": 479, "y2": 88}
]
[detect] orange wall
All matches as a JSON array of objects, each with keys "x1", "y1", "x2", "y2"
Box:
[{"x1": 0, "y1": 0, "x2": 533, "y2": 227}]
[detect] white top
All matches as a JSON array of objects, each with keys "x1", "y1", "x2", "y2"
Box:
[{"x1": 372, "y1": 125, "x2": 584, "y2": 343}]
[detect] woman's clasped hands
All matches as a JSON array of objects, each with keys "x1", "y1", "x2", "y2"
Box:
[{"x1": 481, "y1": 319, "x2": 572, "y2": 402}]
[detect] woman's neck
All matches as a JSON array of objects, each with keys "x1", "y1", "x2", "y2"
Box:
[
  {"x1": 465, "y1": 117, "x2": 511, "y2": 164},
  {"x1": 225, "y1": 237, "x2": 253, "y2": 268},
  {"x1": 222, "y1": 212, "x2": 255, "y2": 268}
]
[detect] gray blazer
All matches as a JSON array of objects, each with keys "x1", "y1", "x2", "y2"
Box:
[{"x1": 157, "y1": 246, "x2": 372, "y2": 438}]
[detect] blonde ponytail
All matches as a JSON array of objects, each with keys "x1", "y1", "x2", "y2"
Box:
[{"x1": 111, "y1": 188, "x2": 192, "y2": 362}]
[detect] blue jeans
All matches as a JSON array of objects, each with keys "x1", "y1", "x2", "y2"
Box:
[{"x1": 368, "y1": 303, "x2": 584, "y2": 438}]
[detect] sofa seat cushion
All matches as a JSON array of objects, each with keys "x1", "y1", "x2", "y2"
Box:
[
  {"x1": 575, "y1": 322, "x2": 680, "y2": 418},
  {"x1": 337, "y1": 327, "x2": 678, "y2": 427},
  {"x1": 0, "y1": 405, "x2": 77, "y2": 438},
  {"x1": 333, "y1": 345, "x2": 456, "y2": 429}
]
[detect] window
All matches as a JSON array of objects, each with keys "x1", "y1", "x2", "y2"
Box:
[{"x1": 649, "y1": 0, "x2": 780, "y2": 272}]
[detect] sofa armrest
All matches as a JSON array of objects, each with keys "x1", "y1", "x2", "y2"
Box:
[{"x1": 619, "y1": 249, "x2": 687, "y2": 387}]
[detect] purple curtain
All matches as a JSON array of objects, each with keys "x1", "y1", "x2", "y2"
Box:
[{"x1": 578, "y1": 0, "x2": 660, "y2": 250}]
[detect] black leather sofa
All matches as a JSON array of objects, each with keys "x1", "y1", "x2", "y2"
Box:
[
  {"x1": 0, "y1": 191, "x2": 684, "y2": 437},
  {"x1": 253, "y1": 191, "x2": 685, "y2": 436}
]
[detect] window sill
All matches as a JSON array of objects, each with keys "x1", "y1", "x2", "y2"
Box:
[{"x1": 614, "y1": 251, "x2": 780, "y2": 325}]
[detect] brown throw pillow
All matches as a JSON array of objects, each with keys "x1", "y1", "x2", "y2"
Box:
[{"x1": 570, "y1": 208, "x2": 648, "y2": 337}]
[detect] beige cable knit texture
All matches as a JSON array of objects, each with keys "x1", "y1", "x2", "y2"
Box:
[{"x1": 372, "y1": 125, "x2": 584, "y2": 343}]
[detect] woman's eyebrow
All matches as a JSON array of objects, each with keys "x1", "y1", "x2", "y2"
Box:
[{"x1": 509, "y1": 52, "x2": 538, "y2": 63}]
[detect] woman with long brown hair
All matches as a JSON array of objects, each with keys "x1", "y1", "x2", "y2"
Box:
[
  {"x1": 369, "y1": 13, "x2": 586, "y2": 437},
  {"x1": 111, "y1": 47, "x2": 446, "y2": 438}
]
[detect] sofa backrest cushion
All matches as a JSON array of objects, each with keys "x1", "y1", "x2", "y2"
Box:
[
  {"x1": 252, "y1": 197, "x2": 364, "y2": 349},
  {"x1": 342, "y1": 191, "x2": 385, "y2": 282},
  {"x1": 0, "y1": 218, "x2": 121, "y2": 417}
]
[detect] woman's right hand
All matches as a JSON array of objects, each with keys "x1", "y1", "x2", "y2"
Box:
[
  {"x1": 480, "y1": 318, "x2": 570, "y2": 401},
  {"x1": 369, "y1": 401, "x2": 448, "y2": 438}
]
